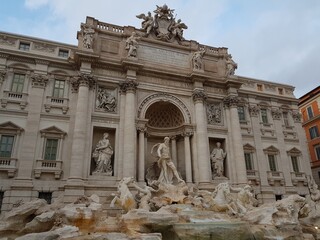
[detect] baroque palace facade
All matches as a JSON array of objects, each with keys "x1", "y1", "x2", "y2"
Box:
[{"x1": 0, "y1": 5, "x2": 311, "y2": 212}]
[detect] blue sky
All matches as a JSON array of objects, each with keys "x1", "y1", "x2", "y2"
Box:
[{"x1": 0, "y1": 0, "x2": 319, "y2": 98}]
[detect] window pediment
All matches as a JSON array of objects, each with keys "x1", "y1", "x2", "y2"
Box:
[
  {"x1": 263, "y1": 145, "x2": 279, "y2": 154},
  {"x1": 287, "y1": 147, "x2": 301, "y2": 156},
  {"x1": 243, "y1": 143, "x2": 255, "y2": 152},
  {"x1": 40, "y1": 126, "x2": 67, "y2": 139},
  {"x1": 0, "y1": 121, "x2": 24, "y2": 135}
]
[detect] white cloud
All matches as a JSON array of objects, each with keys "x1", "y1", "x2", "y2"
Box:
[{"x1": 9, "y1": 1, "x2": 320, "y2": 97}]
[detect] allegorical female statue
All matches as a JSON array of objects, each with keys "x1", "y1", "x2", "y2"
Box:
[{"x1": 92, "y1": 133, "x2": 113, "y2": 175}]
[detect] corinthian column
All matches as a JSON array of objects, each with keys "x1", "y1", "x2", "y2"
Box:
[
  {"x1": 120, "y1": 79, "x2": 138, "y2": 178},
  {"x1": 137, "y1": 124, "x2": 147, "y2": 182},
  {"x1": 182, "y1": 130, "x2": 193, "y2": 183},
  {"x1": 68, "y1": 73, "x2": 96, "y2": 183},
  {"x1": 223, "y1": 95, "x2": 247, "y2": 184},
  {"x1": 192, "y1": 89, "x2": 212, "y2": 183}
]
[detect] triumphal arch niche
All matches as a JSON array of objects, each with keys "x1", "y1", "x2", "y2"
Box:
[{"x1": 80, "y1": 3, "x2": 245, "y2": 189}]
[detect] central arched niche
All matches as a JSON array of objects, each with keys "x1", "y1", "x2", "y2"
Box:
[
  {"x1": 145, "y1": 101, "x2": 184, "y2": 128},
  {"x1": 144, "y1": 101, "x2": 187, "y2": 180}
]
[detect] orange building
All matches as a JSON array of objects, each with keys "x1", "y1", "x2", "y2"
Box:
[{"x1": 299, "y1": 86, "x2": 320, "y2": 184}]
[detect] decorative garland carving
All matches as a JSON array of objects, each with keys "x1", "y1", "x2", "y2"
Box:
[
  {"x1": 30, "y1": 73, "x2": 49, "y2": 88},
  {"x1": 206, "y1": 102, "x2": 222, "y2": 125},
  {"x1": 292, "y1": 111, "x2": 302, "y2": 123},
  {"x1": 137, "y1": 92, "x2": 191, "y2": 123},
  {"x1": 271, "y1": 108, "x2": 282, "y2": 120},
  {"x1": 249, "y1": 105, "x2": 260, "y2": 117}
]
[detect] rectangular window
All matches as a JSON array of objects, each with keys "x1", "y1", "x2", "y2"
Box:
[
  {"x1": 309, "y1": 126, "x2": 319, "y2": 139},
  {"x1": 19, "y1": 42, "x2": 30, "y2": 51},
  {"x1": 58, "y1": 49, "x2": 69, "y2": 58},
  {"x1": 283, "y1": 112, "x2": 289, "y2": 127},
  {"x1": 0, "y1": 135, "x2": 14, "y2": 158},
  {"x1": 307, "y1": 106, "x2": 314, "y2": 119},
  {"x1": 0, "y1": 191, "x2": 4, "y2": 213},
  {"x1": 38, "y1": 192, "x2": 52, "y2": 204},
  {"x1": 11, "y1": 73, "x2": 25, "y2": 93},
  {"x1": 268, "y1": 154, "x2": 277, "y2": 171},
  {"x1": 244, "y1": 152, "x2": 253, "y2": 170},
  {"x1": 52, "y1": 80, "x2": 65, "y2": 98},
  {"x1": 44, "y1": 139, "x2": 58, "y2": 160},
  {"x1": 238, "y1": 106, "x2": 246, "y2": 122},
  {"x1": 315, "y1": 145, "x2": 320, "y2": 160},
  {"x1": 278, "y1": 88, "x2": 283, "y2": 95},
  {"x1": 261, "y1": 109, "x2": 268, "y2": 124},
  {"x1": 291, "y1": 156, "x2": 299, "y2": 173},
  {"x1": 257, "y1": 84, "x2": 263, "y2": 91},
  {"x1": 275, "y1": 194, "x2": 282, "y2": 201}
]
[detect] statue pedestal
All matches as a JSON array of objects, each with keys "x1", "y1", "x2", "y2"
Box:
[
  {"x1": 92, "y1": 172, "x2": 112, "y2": 177},
  {"x1": 212, "y1": 176, "x2": 229, "y2": 185}
]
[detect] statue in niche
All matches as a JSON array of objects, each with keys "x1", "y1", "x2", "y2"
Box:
[
  {"x1": 136, "y1": 11, "x2": 154, "y2": 36},
  {"x1": 81, "y1": 24, "x2": 95, "y2": 49},
  {"x1": 192, "y1": 49, "x2": 205, "y2": 70},
  {"x1": 225, "y1": 54, "x2": 237, "y2": 76},
  {"x1": 150, "y1": 137, "x2": 184, "y2": 184},
  {"x1": 96, "y1": 87, "x2": 116, "y2": 112},
  {"x1": 125, "y1": 32, "x2": 140, "y2": 57},
  {"x1": 92, "y1": 133, "x2": 113, "y2": 175},
  {"x1": 210, "y1": 142, "x2": 227, "y2": 178}
]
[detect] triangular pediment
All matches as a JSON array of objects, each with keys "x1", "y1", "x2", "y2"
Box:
[
  {"x1": 287, "y1": 147, "x2": 301, "y2": 155},
  {"x1": 40, "y1": 126, "x2": 67, "y2": 138},
  {"x1": 263, "y1": 145, "x2": 279, "y2": 154},
  {"x1": 0, "y1": 121, "x2": 24, "y2": 134},
  {"x1": 243, "y1": 143, "x2": 255, "y2": 152}
]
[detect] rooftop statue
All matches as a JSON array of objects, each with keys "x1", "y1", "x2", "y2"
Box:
[{"x1": 136, "y1": 4, "x2": 187, "y2": 43}]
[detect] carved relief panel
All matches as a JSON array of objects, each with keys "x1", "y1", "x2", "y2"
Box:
[
  {"x1": 206, "y1": 102, "x2": 223, "y2": 125},
  {"x1": 95, "y1": 86, "x2": 117, "y2": 113}
]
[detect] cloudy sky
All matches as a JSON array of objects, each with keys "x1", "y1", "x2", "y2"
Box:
[{"x1": 0, "y1": 0, "x2": 319, "y2": 98}]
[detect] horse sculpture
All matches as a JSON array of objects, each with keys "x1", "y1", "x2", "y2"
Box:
[
  {"x1": 210, "y1": 182, "x2": 238, "y2": 215},
  {"x1": 110, "y1": 177, "x2": 136, "y2": 212}
]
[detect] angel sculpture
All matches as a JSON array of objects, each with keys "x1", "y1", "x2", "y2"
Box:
[
  {"x1": 170, "y1": 19, "x2": 188, "y2": 41},
  {"x1": 153, "y1": 4, "x2": 174, "y2": 19},
  {"x1": 136, "y1": 11, "x2": 154, "y2": 36}
]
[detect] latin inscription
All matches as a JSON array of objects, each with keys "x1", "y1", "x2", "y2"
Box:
[{"x1": 138, "y1": 45, "x2": 190, "y2": 68}]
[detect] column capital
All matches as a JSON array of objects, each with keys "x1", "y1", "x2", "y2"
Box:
[
  {"x1": 192, "y1": 89, "x2": 207, "y2": 103},
  {"x1": 136, "y1": 125, "x2": 147, "y2": 133},
  {"x1": 248, "y1": 105, "x2": 260, "y2": 117},
  {"x1": 182, "y1": 130, "x2": 193, "y2": 138},
  {"x1": 0, "y1": 69, "x2": 7, "y2": 84},
  {"x1": 223, "y1": 95, "x2": 239, "y2": 108},
  {"x1": 119, "y1": 80, "x2": 139, "y2": 93},
  {"x1": 30, "y1": 73, "x2": 49, "y2": 88},
  {"x1": 71, "y1": 72, "x2": 97, "y2": 92}
]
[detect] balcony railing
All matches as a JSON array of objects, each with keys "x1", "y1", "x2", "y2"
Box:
[
  {"x1": 44, "y1": 96, "x2": 69, "y2": 114},
  {"x1": 1, "y1": 91, "x2": 28, "y2": 109},
  {"x1": 246, "y1": 170, "x2": 260, "y2": 185},
  {"x1": 290, "y1": 172, "x2": 308, "y2": 186},
  {"x1": 34, "y1": 159, "x2": 63, "y2": 179},
  {"x1": 0, "y1": 157, "x2": 17, "y2": 177},
  {"x1": 267, "y1": 171, "x2": 285, "y2": 186}
]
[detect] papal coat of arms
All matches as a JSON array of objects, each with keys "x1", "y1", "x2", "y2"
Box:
[{"x1": 136, "y1": 4, "x2": 188, "y2": 42}]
